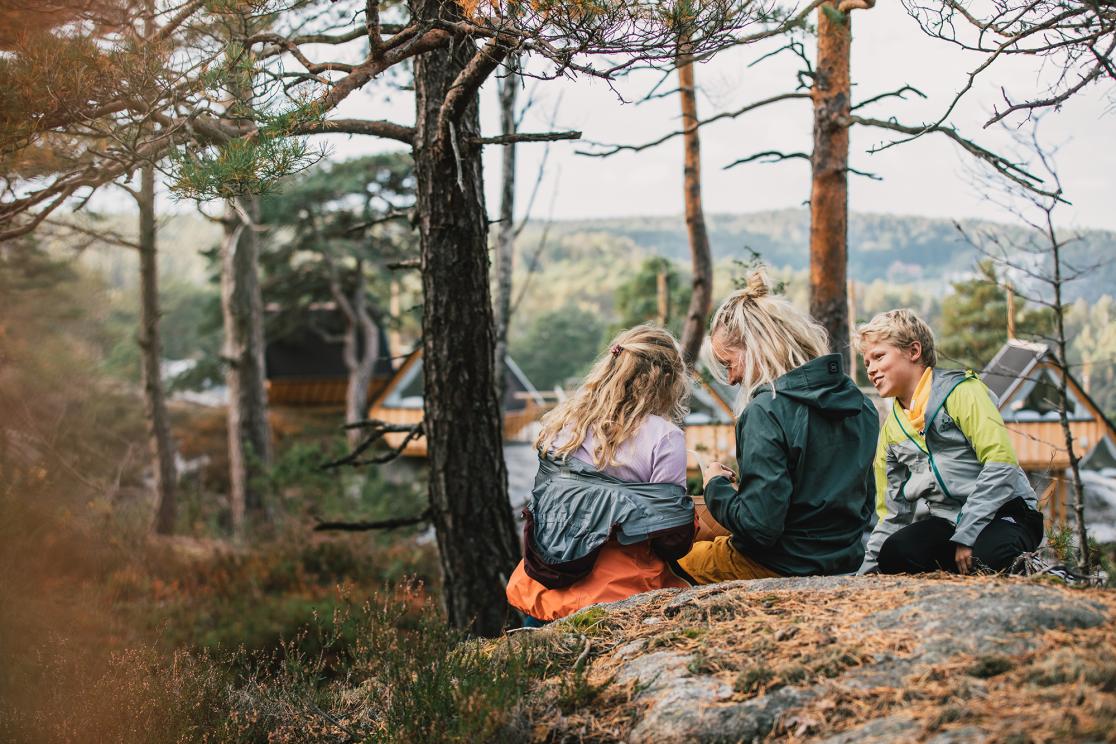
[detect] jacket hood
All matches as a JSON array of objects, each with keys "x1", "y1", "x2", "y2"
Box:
[{"x1": 754, "y1": 354, "x2": 866, "y2": 417}]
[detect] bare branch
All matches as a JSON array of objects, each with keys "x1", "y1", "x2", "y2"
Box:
[
  {"x1": 723, "y1": 150, "x2": 810, "y2": 169},
  {"x1": 985, "y1": 55, "x2": 1107, "y2": 127},
  {"x1": 346, "y1": 211, "x2": 413, "y2": 234},
  {"x1": 41, "y1": 218, "x2": 142, "y2": 250},
  {"x1": 314, "y1": 509, "x2": 431, "y2": 532},
  {"x1": 321, "y1": 419, "x2": 425, "y2": 470},
  {"x1": 578, "y1": 92, "x2": 810, "y2": 157},
  {"x1": 472, "y1": 129, "x2": 581, "y2": 145},
  {"x1": 851, "y1": 85, "x2": 927, "y2": 111},
  {"x1": 849, "y1": 114, "x2": 1061, "y2": 198}
]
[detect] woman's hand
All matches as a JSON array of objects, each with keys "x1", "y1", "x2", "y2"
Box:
[
  {"x1": 702, "y1": 461, "x2": 737, "y2": 489},
  {"x1": 955, "y1": 545, "x2": 973, "y2": 574}
]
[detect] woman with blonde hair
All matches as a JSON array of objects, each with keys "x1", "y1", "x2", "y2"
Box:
[
  {"x1": 506, "y1": 324, "x2": 696, "y2": 625},
  {"x1": 677, "y1": 272, "x2": 879, "y2": 584}
]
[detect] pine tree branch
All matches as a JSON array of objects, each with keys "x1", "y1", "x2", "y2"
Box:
[{"x1": 295, "y1": 119, "x2": 416, "y2": 144}]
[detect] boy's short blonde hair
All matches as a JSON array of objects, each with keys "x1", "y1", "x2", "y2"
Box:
[{"x1": 854, "y1": 309, "x2": 937, "y2": 367}]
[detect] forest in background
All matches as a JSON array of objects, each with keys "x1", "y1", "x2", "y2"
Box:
[{"x1": 57, "y1": 204, "x2": 1116, "y2": 412}]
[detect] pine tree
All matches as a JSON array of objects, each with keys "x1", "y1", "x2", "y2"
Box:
[{"x1": 938, "y1": 260, "x2": 1051, "y2": 370}]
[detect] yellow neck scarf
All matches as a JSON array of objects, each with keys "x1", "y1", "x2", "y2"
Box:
[{"x1": 903, "y1": 367, "x2": 934, "y2": 433}]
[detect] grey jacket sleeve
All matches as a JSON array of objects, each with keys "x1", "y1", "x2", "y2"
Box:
[
  {"x1": 859, "y1": 445, "x2": 916, "y2": 574},
  {"x1": 952, "y1": 463, "x2": 1034, "y2": 546}
]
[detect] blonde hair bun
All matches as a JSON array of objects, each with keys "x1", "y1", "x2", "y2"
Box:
[
  {"x1": 706, "y1": 271, "x2": 830, "y2": 412},
  {"x1": 743, "y1": 271, "x2": 770, "y2": 300}
]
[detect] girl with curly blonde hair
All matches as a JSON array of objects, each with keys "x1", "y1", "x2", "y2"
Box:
[{"x1": 506, "y1": 324, "x2": 697, "y2": 624}]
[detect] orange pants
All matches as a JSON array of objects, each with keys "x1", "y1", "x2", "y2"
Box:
[{"x1": 678, "y1": 536, "x2": 782, "y2": 584}]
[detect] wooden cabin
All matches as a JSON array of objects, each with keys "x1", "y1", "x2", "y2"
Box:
[
  {"x1": 264, "y1": 306, "x2": 394, "y2": 406},
  {"x1": 368, "y1": 349, "x2": 547, "y2": 458},
  {"x1": 982, "y1": 339, "x2": 1116, "y2": 526}
]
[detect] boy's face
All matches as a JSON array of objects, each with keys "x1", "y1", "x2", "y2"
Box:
[{"x1": 861, "y1": 337, "x2": 925, "y2": 400}]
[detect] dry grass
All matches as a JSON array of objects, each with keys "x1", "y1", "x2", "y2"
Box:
[{"x1": 520, "y1": 576, "x2": 1116, "y2": 743}]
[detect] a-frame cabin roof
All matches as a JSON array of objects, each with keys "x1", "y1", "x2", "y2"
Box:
[
  {"x1": 980, "y1": 339, "x2": 1116, "y2": 466},
  {"x1": 982, "y1": 340, "x2": 1113, "y2": 425},
  {"x1": 982, "y1": 339, "x2": 1048, "y2": 404},
  {"x1": 370, "y1": 347, "x2": 545, "y2": 412}
]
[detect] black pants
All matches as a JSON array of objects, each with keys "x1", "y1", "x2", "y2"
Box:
[{"x1": 878, "y1": 497, "x2": 1044, "y2": 575}]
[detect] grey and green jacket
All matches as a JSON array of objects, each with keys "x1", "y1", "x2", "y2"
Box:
[
  {"x1": 705, "y1": 354, "x2": 880, "y2": 577},
  {"x1": 522, "y1": 454, "x2": 696, "y2": 588},
  {"x1": 859, "y1": 368, "x2": 1039, "y2": 573}
]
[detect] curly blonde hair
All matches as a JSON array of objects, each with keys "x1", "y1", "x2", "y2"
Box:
[
  {"x1": 705, "y1": 271, "x2": 830, "y2": 412},
  {"x1": 535, "y1": 324, "x2": 690, "y2": 469}
]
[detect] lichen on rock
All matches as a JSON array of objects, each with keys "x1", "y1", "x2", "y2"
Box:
[{"x1": 515, "y1": 574, "x2": 1116, "y2": 742}]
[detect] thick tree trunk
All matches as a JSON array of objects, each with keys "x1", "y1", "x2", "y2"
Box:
[
  {"x1": 413, "y1": 11, "x2": 519, "y2": 636},
  {"x1": 677, "y1": 37, "x2": 713, "y2": 369},
  {"x1": 810, "y1": 3, "x2": 852, "y2": 365},
  {"x1": 220, "y1": 197, "x2": 270, "y2": 537},
  {"x1": 492, "y1": 59, "x2": 518, "y2": 402},
  {"x1": 138, "y1": 163, "x2": 178, "y2": 535}
]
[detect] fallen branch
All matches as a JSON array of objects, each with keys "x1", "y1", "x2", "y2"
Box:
[
  {"x1": 321, "y1": 419, "x2": 425, "y2": 470},
  {"x1": 314, "y1": 509, "x2": 432, "y2": 532}
]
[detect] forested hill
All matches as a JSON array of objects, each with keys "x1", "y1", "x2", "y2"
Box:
[
  {"x1": 522, "y1": 209, "x2": 1116, "y2": 301},
  {"x1": 73, "y1": 208, "x2": 1116, "y2": 302}
]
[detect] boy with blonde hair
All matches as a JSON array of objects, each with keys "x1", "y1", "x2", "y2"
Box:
[{"x1": 857, "y1": 309, "x2": 1043, "y2": 574}]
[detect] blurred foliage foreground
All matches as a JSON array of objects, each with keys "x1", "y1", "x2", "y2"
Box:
[{"x1": 0, "y1": 245, "x2": 573, "y2": 743}]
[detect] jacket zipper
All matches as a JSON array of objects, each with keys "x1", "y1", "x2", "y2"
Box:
[{"x1": 891, "y1": 375, "x2": 972, "y2": 503}]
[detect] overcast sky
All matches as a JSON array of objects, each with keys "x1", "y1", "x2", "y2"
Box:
[{"x1": 318, "y1": 1, "x2": 1116, "y2": 232}]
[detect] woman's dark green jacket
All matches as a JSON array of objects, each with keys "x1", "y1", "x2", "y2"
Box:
[{"x1": 704, "y1": 354, "x2": 880, "y2": 576}]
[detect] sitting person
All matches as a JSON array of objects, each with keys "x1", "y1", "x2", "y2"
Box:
[
  {"x1": 505, "y1": 324, "x2": 696, "y2": 624},
  {"x1": 678, "y1": 272, "x2": 879, "y2": 584},
  {"x1": 856, "y1": 309, "x2": 1044, "y2": 575}
]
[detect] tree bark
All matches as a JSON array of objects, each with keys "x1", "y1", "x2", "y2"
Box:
[
  {"x1": 657, "y1": 269, "x2": 670, "y2": 326},
  {"x1": 492, "y1": 57, "x2": 518, "y2": 403},
  {"x1": 331, "y1": 259, "x2": 381, "y2": 449},
  {"x1": 138, "y1": 162, "x2": 178, "y2": 535},
  {"x1": 1048, "y1": 213, "x2": 1091, "y2": 572},
  {"x1": 677, "y1": 36, "x2": 713, "y2": 369},
  {"x1": 220, "y1": 197, "x2": 270, "y2": 537},
  {"x1": 810, "y1": 3, "x2": 852, "y2": 366},
  {"x1": 413, "y1": 11, "x2": 520, "y2": 636}
]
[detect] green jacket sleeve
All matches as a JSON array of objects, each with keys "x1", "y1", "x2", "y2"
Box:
[
  {"x1": 946, "y1": 378, "x2": 1032, "y2": 546},
  {"x1": 705, "y1": 404, "x2": 793, "y2": 549}
]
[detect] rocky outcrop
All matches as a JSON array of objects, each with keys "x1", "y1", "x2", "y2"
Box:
[{"x1": 519, "y1": 575, "x2": 1116, "y2": 743}]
